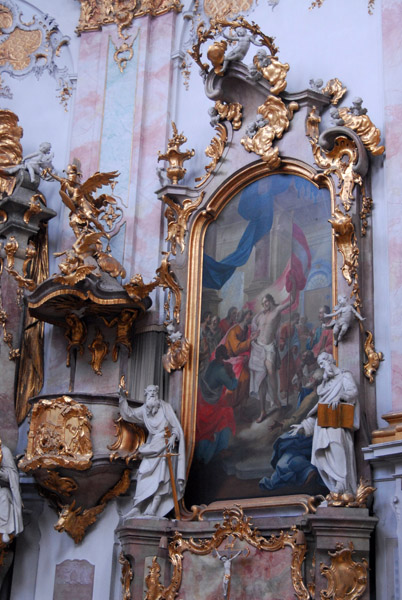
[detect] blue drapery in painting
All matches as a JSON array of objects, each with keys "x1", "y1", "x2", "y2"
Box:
[{"x1": 202, "y1": 175, "x2": 316, "y2": 290}]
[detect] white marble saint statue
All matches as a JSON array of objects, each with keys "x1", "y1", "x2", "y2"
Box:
[
  {"x1": 0, "y1": 442, "x2": 23, "y2": 543},
  {"x1": 325, "y1": 294, "x2": 365, "y2": 346},
  {"x1": 119, "y1": 384, "x2": 186, "y2": 518},
  {"x1": 290, "y1": 352, "x2": 359, "y2": 494},
  {"x1": 6, "y1": 142, "x2": 54, "y2": 182}
]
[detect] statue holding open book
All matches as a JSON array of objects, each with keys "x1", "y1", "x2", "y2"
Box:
[{"x1": 290, "y1": 352, "x2": 359, "y2": 494}]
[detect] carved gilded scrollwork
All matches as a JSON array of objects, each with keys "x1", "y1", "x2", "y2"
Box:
[
  {"x1": 88, "y1": 328, "x2": 109, "y2": 375},
  {"x1": 119, "y1": 551, "x2": 133, "y2": 600},
  {"x1": 162, "y1": 192, "x2": 204, "y2": 255},
  {"x1": 321, "y1": 78, "x2": 347, "y2": 105},
  {"x1": 23, "y1": 194, "x2": 43, "y2": 224},
  {"x1": 144, "y1": 505, "x2": 309, "y2": 600},
  {"x1": 18, "y1": 396, "x2": 93, "y2": 472},
  {"x1": 363, "y1": 330, "x2": 384, "y2": 384},
  {"x1": 54, "y1": 469, "x2": 131, "y2": 543},
  {"x1": 241, "y1": 97, "x2": 298, "y2": 169},
  {"x1": 158, "y1": 122, "x2": 195, "y2": 185},
  {"x1": 214, "y1": 100, "x2": 242, "y2": 130},
  {"x1": 328, "y1": 208, "x2": 359, "y2": 288},
  {"x1": 337, "y1": 107, "x2": 385, "y2": 156},
  {"x1": 195, "y1": 123, "x2": 227, "y2": 187},
  {"x1": 40, "y1": 470, "x2": 78, "y2": 497},
  {"x1": 162, "y1": 336, "x2": 190, "y2": 373},
  {"x1": 64, "y1": 312, "x2": 88, "y2": 367},
  {"x1": 0, "y1": 109, "x2": 22, "y2": 196},
  {"x1": 320, "y1": 542, "x2": 368, "y2": 600},
  {"x1": 253, "y1": 52, "x2": 289, "y2": 95},
  {"x1": 306, "y1": 106, "x2": 321, "y2": 141},
  {"x1": 326, "y1": 478, "x2": 376, "y2": 508},
  {"x1": 108, "y1": 417, "x2": 146, "y2": 464}
]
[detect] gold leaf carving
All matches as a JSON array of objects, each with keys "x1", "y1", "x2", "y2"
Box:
[
  {"x1": 162, "y1": 336, "x2": 190, "y2": 373},
  {"x1": 23, "y1": 194, "x2": 43, "y2": 224},
  {"x1": 253, "y1": 53, "x2": 289, "y2": 95},
  {"x1": 363, "y1": 330, "x2": 384, "y2": 384},
  {"x1": 0, "y1": 28, "x2": 42, "y2": 71},
  {"x1": 321, "y1": 78, "x2": 347, "y2": 105},
  {"x1": 4, "y1": 235, "x2": 18, "y2": 269},
  {"x1": 158, "y1": 122, "x2": 195, "y2": 185},
  {"x1": 241, "y1": 97, "x2": 298, "y2": 169},
  {"x1": 195, "y1": 123, "x2": 227, "y2": 187},
  {"x1": 203, "y1": 0, "x2": 253, "y2": 19},
  {"x1": 338, "y1": 107, "x2": 385, "y2": 156},
  {"x1": 18, "y1": 396, "x2": 93, "y2": 472},
  {"x1": 145, "y1": 505, "x2": 309, "y2": 600},
  {"x1": 163, "y1": 192, "x2": 204, "y2": 255},
  {"x1": 328, "y1": 208, "x2": 359, "y2": 287},
  {"x1": 54, "y1": 469, "x2": 131, "y2": 543},
  {"x1": 214, "y1": 100, "x2": 242, "y2": 130},
  {"x1": 0, "y1": 110, "x2": 22, "y2": 196},
  {"x1": 119, "y1": 551, "x2": 133, "y2": 600},
  {"x1": 101, "y1": 309, "x2": 138, "y2": 361},
  {"x1": 41, "y1": 470, "x2": 78, "y2": 497},
  {"x1": 108, "y1": 417, "x2": 146, "y2": 464},
  {"x1": 320, "y1": 542, "x2": 368, "y2": 600},
  {"x1": 88, "y1": 328, "x2": 109, "y2": 375}
]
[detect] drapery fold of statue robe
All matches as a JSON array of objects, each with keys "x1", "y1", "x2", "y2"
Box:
[{"x1": 120, "y1": 399, "x2": 186, "y2": 518}]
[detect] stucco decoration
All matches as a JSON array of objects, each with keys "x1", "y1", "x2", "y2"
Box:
[{"x1": 0, "y1": 0, "x2": 72, "y2": 109}]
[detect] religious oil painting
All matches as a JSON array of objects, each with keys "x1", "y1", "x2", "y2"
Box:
[{"x1": 186, "y1": 173, "x2": 334, "y2": 506}]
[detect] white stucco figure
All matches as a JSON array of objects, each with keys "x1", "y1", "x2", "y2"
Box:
[
  {"x1": 0, "y1": 442, "x2": 23, "y2": 543},
  {"x1": 119, "y1": 383, "x2": 186, "y2": 518},
  {"x1": 6, "y1": 142, "x2": 54, "y2": 182},
  {"x1": 222, "y1": 27, "x2": 262, "y2": 72},
  {"x1": 289, "y1": 352, "x2": 359, "y2": 494},
  {"x1": 325, "y1": 294, "x2": 365, "y2": 346},
  {"x1": 213, "y1": 547, "x2": 245, "y2": 599}
]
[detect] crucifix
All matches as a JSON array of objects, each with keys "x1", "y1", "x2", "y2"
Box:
[{"x1": 212, "y1": 536, "x2": 250, "y2": 600}]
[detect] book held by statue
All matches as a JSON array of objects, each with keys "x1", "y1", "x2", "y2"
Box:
[{"x1": 317, "y1": 402, "x2": 354, "y2": 429}]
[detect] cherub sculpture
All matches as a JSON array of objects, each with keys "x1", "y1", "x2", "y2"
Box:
[
  {"x1": 325, "y1": 294, "x2": 365, "y2": 346},
  {"x1": 309, "y1": 78, "x2": 323, "y2": 93},
  {"x1": 5, "y1": 142, "x2": 54, "y2": 182},
  {"x1": 221, "y1": 27, "x2": 262, "y2": 72}
]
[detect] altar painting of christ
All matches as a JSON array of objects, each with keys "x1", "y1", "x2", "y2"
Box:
[{"x1": 186, "y1": 173, "x2": 333, "y2": 506}]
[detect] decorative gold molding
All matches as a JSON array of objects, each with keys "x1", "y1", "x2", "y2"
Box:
[
  {"x1": 325, "y1": 478, "x2": 375, "y2": 508},
  {"x1": 241, "y1": 97, "x2": 298, "y2": 169},
  {"x1": 214, "y1": 100, "x2": 242, "y2": 130},
  {"x1": 88, "y1": 328, "x2": 109, "y2": 375},
  {"x1": 55, "y1": 469, "x2": 131, "y2": 543},
  {"x1": 158, "y1": 122, "x2": 195, "y2": 185},
  {"x1": 363, "y1": 330, "x2": 384, "y2": 384},
  {"x1": 76, "y1": 0, "x2": 183, "y2": 35},
  {"x1": 328, "y1": 207, "x2": 359, "y2": 287},
  {"x1": 144, "y1": 505, "x2": 309, "y2": 600},
  {"x1": 64, "y1": 312, "x2": 87, "y2": 367},
  {"x1": 4, "y1": 235, "x2": 18, "y2": 269},
  {"x1": 162, "y1": 192, "x2": 204, "y2": 255},
  {"x1": 40, "y1": 470, "x2": 78, "y2": 497},
  {"x1": 18, "y1": 396, "x2": 93, "y2": 472},
  {"x1": 321, "y1": 78, "x2": 347, "y2": 106},
  {"x1": 253, "y1": 53, "x2": 289, "y2": 95},
  {"x1": 102, "y1": 309, "x2": 138, "y2": 361},
  {"x1": 119, "y1": 551, "x2": 133, "y2": 600},
  {"x1": 306, "y1": 106, "x2": 321, "y2": 141},
  {"x1": 23, "y1": 194, "x2": 43, "y2": 224},
  {"x1": 320, "y1": 542, "x2": 368, "y2": 600},
  {"x1": 338, "y1": 107, "x2": 384, "y2": 156},
  {"x1": 162, "y1": 335, "x2": 190, "y2": 373},
  {"x1": 108, "y1": 417, "x2": 146, "y2": 464},
  {"x1": 195, "y1": 123, "x2": 227, "y2": 187},
  {"x1": 0, "y1": 109, "x2": 22, "y2": 196}
]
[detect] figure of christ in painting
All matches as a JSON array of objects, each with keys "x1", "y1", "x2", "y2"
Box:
[
  {"x1": 195, "y1": 345, "x2": 238, "y2": 464},
  {"x1": 249, "y1": 291, "x2": 294, "y2": 423},
  {"x1": 278, "y1": 312, "x2": 300, "y2": 400},
  {"x1": 307, "y1": 305, "x2": 333, "y2": 357}
]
